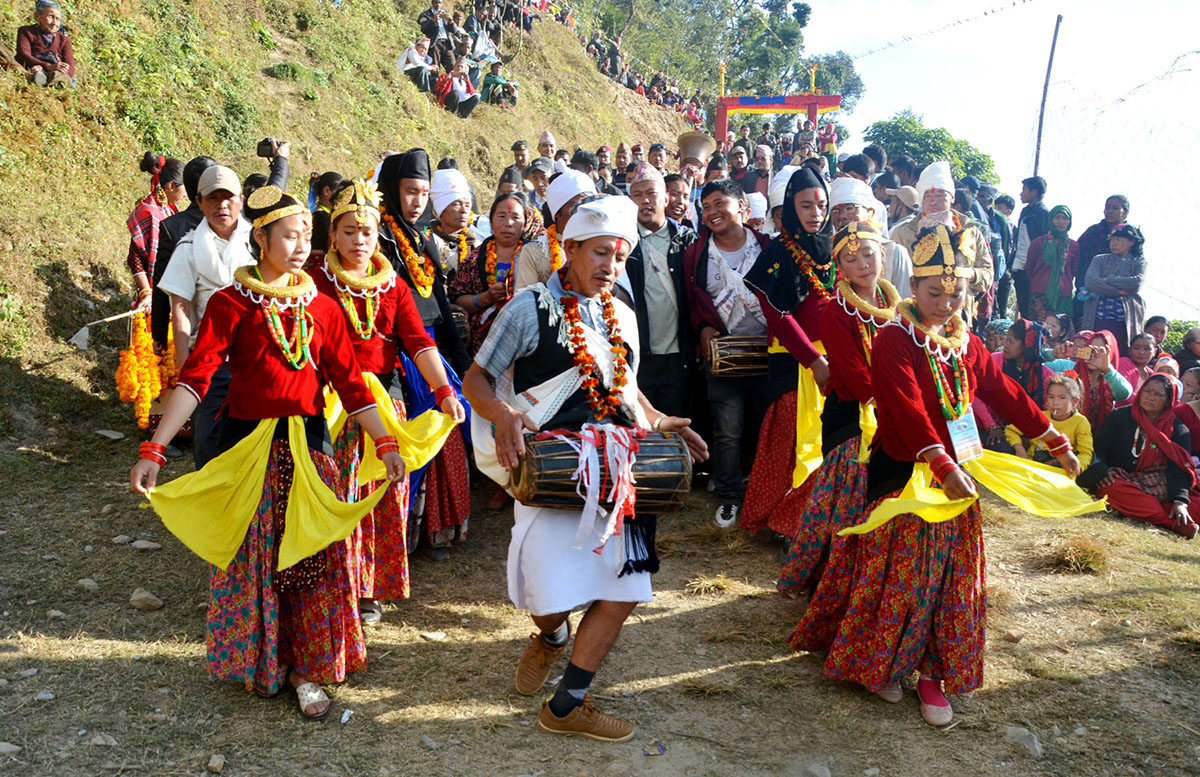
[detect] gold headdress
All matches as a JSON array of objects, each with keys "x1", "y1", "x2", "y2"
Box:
[
  {"x1": 330, "y1": 179, "x2": 382, "y2": 226},
  {"x1": 833, "y1": 220, "x2": 883, "y2": 258},
  {"x1": 247, "y1": 185, "x2": 310, "y2": 230},
  {"x1": 912, "y1": 225, "x2": 974, "y2": 292}
]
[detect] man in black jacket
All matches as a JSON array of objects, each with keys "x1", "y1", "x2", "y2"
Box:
[
  {"x1": 150, "y1": 141, "x2": 290, "y2": 350},
  {"x1": 624, "y1": 162, "x2": 697, "y2": 418},
  {"x1": 417, "y1": 0, "x2": 455, "y2": 72}
]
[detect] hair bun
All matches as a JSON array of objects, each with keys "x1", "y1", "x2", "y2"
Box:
[{"x1": 139, "y1": 151, "x2": 159, "y2": 174}]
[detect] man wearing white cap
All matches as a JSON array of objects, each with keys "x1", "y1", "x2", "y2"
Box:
[
  {"x1": 513, "y1": 168, "x2": 595, "y2": 289},
  {"x1": 428, "y1": 167, "x2": 477, "y2": 284},
  {"x1": 464, "y1": 195, "x2": 707, "y2": 743},
  {"x1": 889, "y1": 160, "x2": 992, "y2": 326},
  {"x1": 828, "y1": 177, "x2": 912, "y2": 298},
  {"x1": 625, "y1": 162, "x2": 698, "y2": 418},
  {"x1": 158, "y1": 165, "x2": 253, "y2": 467},
  {"x1": 746, "y1": 192, "x2": 767, "y2": 231}
]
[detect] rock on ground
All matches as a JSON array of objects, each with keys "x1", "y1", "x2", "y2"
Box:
[
  {"x1": 207, "y1": 753, "x2": 225, "y2": 773},
  {"x1": 1003, "y1": 725, "x2": 1044, "y2": 758},
  {"x1": 129, "y1": 588, "x2": 164, "y2": 611}
]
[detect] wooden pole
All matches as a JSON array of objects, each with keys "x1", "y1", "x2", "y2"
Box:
[{"x1": 1033, "y1": 14, "x2": 1063, "y2": 176}]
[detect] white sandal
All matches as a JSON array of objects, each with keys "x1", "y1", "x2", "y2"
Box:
[{"x1": 294, "y1": 681, "x2": 331, "y2": 720}]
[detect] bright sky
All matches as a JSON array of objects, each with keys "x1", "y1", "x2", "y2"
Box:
[{"x1": 803, "y1": 0, "x2": 1200, "y2": 320}]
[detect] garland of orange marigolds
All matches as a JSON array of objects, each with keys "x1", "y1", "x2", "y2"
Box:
[{"x1": 115, "y1": 312, "x2": 162, "y2": 429}]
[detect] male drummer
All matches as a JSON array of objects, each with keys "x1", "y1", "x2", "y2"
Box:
[
  {"x1": 463, "y1": 196, "x2": 707, "y2": 742},
  {"x1": 681, "y1": 178, "x2": 771, "y2": 528}
]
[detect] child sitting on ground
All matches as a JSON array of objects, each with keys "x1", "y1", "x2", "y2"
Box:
[{"x1": 1007, "y1": 371, "x2": 1093, "y2": 468}]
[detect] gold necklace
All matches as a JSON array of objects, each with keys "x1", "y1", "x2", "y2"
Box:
[
  {"x1": 895, "y1": 299, "x2": 966, "y2": 354},
  {"x1": 234, "y1": 265, "x2": 316, "y2": 301},
  {"x1": 836, "y1": 278, "x2": 899, "y2": 322}
]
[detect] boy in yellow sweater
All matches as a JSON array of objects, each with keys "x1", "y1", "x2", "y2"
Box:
[{"x1": 1007, "y1": 371, "x2": 1093, "y2": 468}]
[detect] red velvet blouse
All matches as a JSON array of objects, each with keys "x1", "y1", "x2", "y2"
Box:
[
  {"x1": 177, "y1": 283, "x2": 375, "y2": 420},
  {"x1": 311, "y1": 262, "x2": 437, "y2": 374},
  {"x1": 871, "y1": 323, "x2": 1050, "y2": 463},
  {"x1": 819, "y1": 296, "x2": 877, "y2": 404}
]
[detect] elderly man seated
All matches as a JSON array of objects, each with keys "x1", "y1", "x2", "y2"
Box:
[{"x1": 16, "y1": 0, "x2": 75, "y2": 87}]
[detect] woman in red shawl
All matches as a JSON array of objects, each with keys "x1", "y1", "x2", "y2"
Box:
[
  {"x1": 1081, "y1": 374, "x2": 1199, "y2": 539},
  {"x1": 1051, "y1": 330, "x2": 1133, "y2": 429}
]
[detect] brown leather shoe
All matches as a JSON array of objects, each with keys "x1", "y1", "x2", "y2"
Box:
[
  {"x1": 514, "y1": 632, "x2": 566, "y2": 695},
  {"x1": 536, "y1": 695, "x2": 634, "y2": 742}
]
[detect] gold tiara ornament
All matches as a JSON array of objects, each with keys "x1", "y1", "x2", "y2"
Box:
[
  {"x1": 330, "y1": 179, "x2": 382, "y2": 226},
  {"x1": 248, "y1": 185, "x2": 309, "y2": 230},
  {"x1": 833, "y1": 221, "x2": 882, "y2": 258},
  {"x1": 912, "y1": 225, "x2": 974, "y2": 293}
]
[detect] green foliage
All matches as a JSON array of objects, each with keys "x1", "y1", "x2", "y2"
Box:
[
  {"x1": 1163, "y1": 321, "x2": 1198, "y2": 356},
  {"x1": 267, "y1": 62, "x2": 306, "y2": 81},
  {"x1": 251, "y1": 19, "x2": 278, "y2": 51},
  {"x1": 809, "y1": 51, "x2": 863, "y2": 113},
  {"x1": 0, "y1": 281, "x2": 31, "y2": 358},
  {"x1": 863, "y1": 109, "x2": 998, "y2": 181}
]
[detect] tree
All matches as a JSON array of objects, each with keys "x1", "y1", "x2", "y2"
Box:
[
  {"x1": 863, "y1": 110, "x2": 998, "y2": 182},
  {"x1": 808, "y1": 51, "x2": 863, "y2": 113}
]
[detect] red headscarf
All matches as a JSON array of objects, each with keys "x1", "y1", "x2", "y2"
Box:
[
  {"x1": 1078, "y1": 330, "x2": 1119, "y2": 428},
  {"x1": 1133, "y1": 374, "x2": 1196, "y2": 486}
]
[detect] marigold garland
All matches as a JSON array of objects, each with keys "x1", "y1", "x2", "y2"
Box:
[
  {"x1": 115, "y1": 312, "x2": 162, "y2": 429},
  {"x1": 780, "y1": 230, "x2": 835, "y2": 301},
  {"x1": 456, "y1": 217, "x2": 472, "y2": 270},
  {"x1": 546, "y1": 224, "x2": 565, "y2": 272},
  {"x1": 558, "y1": 269, "x2": 628, "y2": 421},
  {"x1": 381, "y1": 208, "x2": 436, "y2": 297}
]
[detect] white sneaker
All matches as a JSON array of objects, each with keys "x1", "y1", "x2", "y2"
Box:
[{"x1": 713, "y1": 503, "x2": 739, "y2": 528}]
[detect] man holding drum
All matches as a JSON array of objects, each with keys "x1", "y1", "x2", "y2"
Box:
[
  {"x1": 463, "y1": 195, "x2": 707, "y2": 742},
  {"x1": 682, "y1": 179, "x2": 773, "y2": 528}
]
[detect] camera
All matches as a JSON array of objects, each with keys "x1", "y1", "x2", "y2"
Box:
[
  {"x1": 256, "y1": 137, "x2": 277, "y2": 158},
  {"x1": 1073, "y1": 346, "x2": 1094, "y2": 361}
]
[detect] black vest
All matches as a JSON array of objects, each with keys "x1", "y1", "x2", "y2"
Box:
[{"x1": 512, "y1": 296, "x2": 636, "y2": 431}]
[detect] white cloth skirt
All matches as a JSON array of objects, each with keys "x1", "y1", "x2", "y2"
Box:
[{"x1": 508, "y1": 502, "x2": 652, "y2": 616}]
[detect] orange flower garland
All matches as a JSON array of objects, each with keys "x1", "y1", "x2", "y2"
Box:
[
  {"x1": 558, "y1": 270, "x2": 628, "y2": 421},
  {"x1": 456, "y1": 216, "x2": 472, "y2": 270},
  {"x1": 780, "y1": 230, "x2": 835, "y2": 301},
  {"x1": 115, "y1": 312, "x2": 162, "y2": 429},
  {"x1": 546, "y1": 224, "x2": 565, "y2": 272},
  {"x1": 381, "y1": 208, "x2": 436, "y2": 298},
  {"x1": 157, "y1": 324, "x2": 178, "y2": 389}
]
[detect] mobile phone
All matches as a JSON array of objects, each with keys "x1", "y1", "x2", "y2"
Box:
[{"x1": 1073, "y1": 346, "x2": 1093, "y2": 361}]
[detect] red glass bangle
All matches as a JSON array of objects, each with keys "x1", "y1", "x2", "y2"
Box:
[
  {"x1": 929, "y1": 453, "x2": 958, "y2": 485},
  {"x1": 1044, "y1": 432, "x2": 1071, "y2": 454},
  {"x1": 139, "y1": 441, "x2": 167, "y2": 465},
  {"x1": 434, "y1": 384, "x2": 456, "y2": 406}
]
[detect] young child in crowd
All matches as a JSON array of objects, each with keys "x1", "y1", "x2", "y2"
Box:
[{"x1": 1007, "y1": 371, "x2": 1093, "y2": 468}]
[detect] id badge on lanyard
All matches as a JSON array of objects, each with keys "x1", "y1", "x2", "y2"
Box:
[{"x1": 946, "y1": 406, "x2": 983, "y2": 464}]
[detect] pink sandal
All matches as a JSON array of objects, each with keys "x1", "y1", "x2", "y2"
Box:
[{"x1": 917, "y1": 676, "x2": 952, "y2": 726}]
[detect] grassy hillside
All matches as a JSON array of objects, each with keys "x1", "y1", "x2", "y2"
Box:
[{"x1": 0, "y1": 0, "x2": 687, "y2": 434}]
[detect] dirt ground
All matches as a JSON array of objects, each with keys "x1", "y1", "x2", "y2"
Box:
[{"x1": 1, "y1": 429, "x2": 1199, "y2": 776}]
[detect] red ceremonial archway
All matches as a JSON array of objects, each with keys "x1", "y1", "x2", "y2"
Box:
[{"x1": 714, "y1": 94, "x2": 842, "y2": 148}]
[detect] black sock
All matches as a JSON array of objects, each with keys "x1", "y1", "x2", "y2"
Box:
[
  {"x1": 548, "y1": 662, "x2": 594, "y2": 717},
  {"x1": 542, "y1": 620, "x2": 570, "y2": 648}
]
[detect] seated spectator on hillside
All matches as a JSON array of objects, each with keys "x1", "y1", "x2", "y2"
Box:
[
  {"x1": 400, "y1": 37, "x2": 436, "y2": 92},
  {"x1": 1175, "y1": 327, "x2": 1200, "y2": 374},
  {"x1": 1117, "y1": 332, "x2": 1157, "y2": 405},
  {"x1": 418, "y1": 0, "x2": 455, "y2": 71},
  {"x1": 1007, "y1": 371, "x2": 1093, "y2": 468},
  {"x1": 1080, "y1": 374, "x2": 1200, "y2": 539},
  {"x1": 1043, "y1": 312, "x2": 1074, "y2": 356},
  {"x1": 435, "y1": 59, "x2": 480, "y2": 118},
  {"x1": 585, "y1": 30, "x2": 602, "y2": 58},
  {"x1": 17, "y1": 0, "x2": 74, "y2": 87},
  {"x1": 480, "y1": 59, "x2": 517, "y2": 108},
  {"x1": 1144, "y1": 315, "x2": 1169, "y2": 353},
  {"x1": 840, "y1": 154, "x2": 874, "y2": 182},
  {"x1": 1025, "y1": 205, "x2": 1078, "y2": 319},
  {"x1": 1045, "y1": 330, "x2": 1132, "y2": 429},
  {"x1": 975, "y1": 319, "x2": 1054, "y2": 450}
]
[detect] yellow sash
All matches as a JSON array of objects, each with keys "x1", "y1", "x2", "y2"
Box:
[
  {"x1": 147, "y1": 416, "x2": 389, "y2": 570},
  {"x1": 324, "y1": 372, "x2": 457, "y2": 482},
  {"x1": 857, "y1": 402, "x2": 877, "y2": 463},
  {"x1": 837, "y1": 449, "x2": 1107, "y2": 536},
  {"x1": 767, "y1": 338, "x2": 827, "y2": 489}
]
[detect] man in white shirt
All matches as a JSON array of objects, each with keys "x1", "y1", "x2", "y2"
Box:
[
  {"x1": 682, "y1": 179, "x2": 772, "y2": 527},
  {"x1": 157, "y1": 165, "x2": 253, "y2": 467}
]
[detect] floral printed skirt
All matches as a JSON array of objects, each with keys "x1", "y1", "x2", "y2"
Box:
[
  {"x1": 788, "y1": 497, "x2": 987, "y2": 695},
  {"x1": 778, "y1": 436, "x2": 865, "y2": 598},
  {"x1": 741, "y1": 391, "x2": 815, "y2": 537},
  {"x1": 333, "y1": 398, "x2": 412, "y2": 602},
  {"x1": 206, "y1": 439, "x2": 366, "y2": 695}
]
